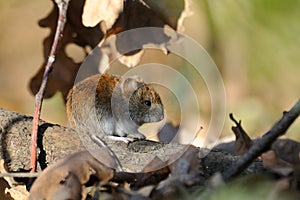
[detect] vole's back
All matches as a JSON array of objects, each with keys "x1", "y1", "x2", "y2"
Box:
[{"x1": 66, "y1": 74, "x2": 120, "y2": 135}]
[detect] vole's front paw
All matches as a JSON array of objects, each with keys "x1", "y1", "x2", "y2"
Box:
[
  {"x1": 105, "y1": 132, "x2": 145, "y2": 143},
  {"x1": 127, "y1": 132, "x2": 146, "y2": 140},
  {"x1": 106, "y1": 135, "x2": 136, "y2": 143}
]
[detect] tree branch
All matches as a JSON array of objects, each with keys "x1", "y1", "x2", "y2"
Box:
[
  {"x1": 30, "y1": 0, "x2": 70, "y2": 173},
  {"x1": 223, "y1": 99, "x2": 300, "y2": 181}
]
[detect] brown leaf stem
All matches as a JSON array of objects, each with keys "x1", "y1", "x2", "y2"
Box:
[
  {"x1": 30, "y1": 0, "x2": 70, "y2": 173},
  {"x1": 223, "y1": 99, "x2": 300, "y2": 181}
]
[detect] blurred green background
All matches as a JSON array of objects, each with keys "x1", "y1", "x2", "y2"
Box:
[{"x1": 0, "y1": 0, "x2": 299, "y2": 143}]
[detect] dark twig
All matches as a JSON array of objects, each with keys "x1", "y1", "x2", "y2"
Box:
[
  {"x1": 30, "y1": 0, "x2": 70, "y2": 173},
  {"x1": 90, "y1": 135, "x2": 123, "y2": 172},
  {"x1": 112, "y1": 171, "x2": 170, "y2": 189},
  {"x1": 223, "y1": 100, "x2": 300, "y2": 181}
]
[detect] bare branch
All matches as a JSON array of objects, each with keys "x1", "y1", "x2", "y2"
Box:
[
  {"x1": 30, "y1": 0, "x2": 70, "y2": 173},
  {"x1": 223, "y1": 99, "x2": 300, "y2": 181},
  {"x1": 0, "y1": 172, "x2": 41, "y2": 178}
]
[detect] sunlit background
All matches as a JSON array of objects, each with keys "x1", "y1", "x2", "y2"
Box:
[{"x1": 0, "y1": 0, "x2": 299, "y2": 144}]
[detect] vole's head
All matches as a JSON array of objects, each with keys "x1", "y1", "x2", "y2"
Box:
[
  {"x1": 128, "y1": 83, "x2": 164, "y2": 126},
  {"x1": 116, "y1": 76, "x2": 164, "y2": 126}
]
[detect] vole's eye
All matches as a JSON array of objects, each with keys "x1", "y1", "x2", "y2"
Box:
[{"x1": 144, "y1": 100, "x2": 151, "y2": 106}]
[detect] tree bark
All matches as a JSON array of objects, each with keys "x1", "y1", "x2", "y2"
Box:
[{"x1": 0, "y1": 107, "x2": 262, "y2": 175}]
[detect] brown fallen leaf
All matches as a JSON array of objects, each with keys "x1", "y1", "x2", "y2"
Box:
[
  {"x1": 260, "y1": 138, "x2": 300, "y2": 181},
  {"x1": 29, "y1": 150, "x2": 115, "y2": 200},
  {"x1": 168, "y1": 145, "x2": 204, "y2": 184},
  {"x1": 271, "y1": 138, "x2": 300, "y2": 165},
  {"x1": 261, "y1": 150, "x2": 293, "y2": 176},
  {"x1": 154, "y1": 145, "x2": 205, "y2": 197},
  {"x1": 229, "y1": 113, "x2": 253, "y2": 155}
]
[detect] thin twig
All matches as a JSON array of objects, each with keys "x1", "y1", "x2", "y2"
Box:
[
  {"x1": 223, "y1": 99, "x2": 300, "y2": 181},
  {"x1": 30, "y1": 0, "x2": 70, "y2": 173},
  {"x1": 0, "y1": 172, "x2": 41, "y2": 178},
  {"x1": 90, "y1": 135, "x2": 123, "y2": 172}
]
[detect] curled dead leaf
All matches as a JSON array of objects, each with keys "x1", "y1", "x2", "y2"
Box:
[
  {"x1": 229, "y1": 114, "x2": 253, "y2": 155},
  {"x1": 29, "y1": 150, "x2": 114, "y2": 200},
  {"x1": 272, "y1": 138, "x2": 300, "y2": 165}
]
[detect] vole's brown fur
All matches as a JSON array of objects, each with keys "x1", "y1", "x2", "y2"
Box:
[{"x1": 66, "y1": 74, "x2": 164, "y2": 139}]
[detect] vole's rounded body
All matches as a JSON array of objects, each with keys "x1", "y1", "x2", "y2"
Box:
[{"x1": 66, "y1": 74, "x2": 164, "y2": 139}]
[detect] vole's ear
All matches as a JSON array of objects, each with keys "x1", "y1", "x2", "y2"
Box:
[{"x1": 120, "y1": 77, "x2": 144, "y2": 95}]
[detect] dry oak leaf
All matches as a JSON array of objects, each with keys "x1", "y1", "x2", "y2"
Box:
[
  {"x1": 30, "y1": 0, "x2": 191, "y2": 100},
  {"x1": 30, "y1": 0, "x2": 104, "y2": 100},
  {"x1": 98, "y1": 0, "x2": 192, "y2": 71},
  {"x1": 29, "y1": 150, "x2": 114, "y2": 200},
  {"x1": 82, "y1": 0, "x2": 123, "y2": 28},
  {"x1": 83, "y1": 0, "x2": 192, "y2": 33}
]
